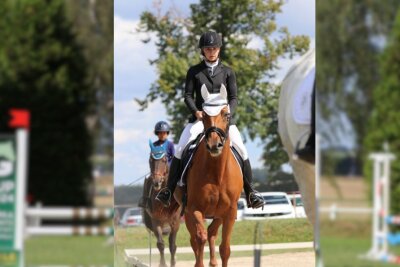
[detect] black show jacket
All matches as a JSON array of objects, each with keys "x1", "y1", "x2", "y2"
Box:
[{"x1": 184, "y1": 60, "x2": 238, "y2": 124}]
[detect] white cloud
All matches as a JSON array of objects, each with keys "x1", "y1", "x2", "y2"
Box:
[
  {"x1": 114, "y1": 16, "x2": 158, "y2": 100},
  {"x1": 114, "y1": 129, "x2": 142, "y2": 145}
]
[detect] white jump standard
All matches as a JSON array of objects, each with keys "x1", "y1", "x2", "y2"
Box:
[{"x1": 364, "y1": 153, "x2": 400, "y2": 264}]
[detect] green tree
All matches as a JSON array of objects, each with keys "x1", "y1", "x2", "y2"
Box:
[
  {"x1": 317, "y1": 0, "x2": 400, "y2": 165},
  {"x1": 0, "y1": 0, "x2": 92, "y2": 205},
  {"x1": 364, "y1": 9, "x2": 400, "y2": 214},
  {"x1": 136, "y1": 0, "x2": 309, "y2": 174},
  {"x1": 65, "y1": 1, "x2": 114, "y2": 164}
]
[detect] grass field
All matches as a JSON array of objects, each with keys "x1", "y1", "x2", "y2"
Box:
[
  {"x1": 25, "y1": 236, "x2": 113, "y2": 266},
  {"x1": 320, "y1": 218, "x2": 400, "y2": 267},
  {"x1": 115, "y1": 218, "x2": 314, "y2": 267}
]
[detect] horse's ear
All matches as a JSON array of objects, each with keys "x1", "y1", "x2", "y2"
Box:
[
  {"x1": 149, "y1": 139, "x2": 155, "y2": 151},
  {"x1": 220, "y1": 84, "x2": 227, "y2": 100},
  {"x1": 201, "y1": 84, "x2": 209, "y2": 100}
]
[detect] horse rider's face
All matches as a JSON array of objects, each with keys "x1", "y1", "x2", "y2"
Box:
[
  {"x1": 157, "y1": 131, "x2": 168, "y2": 141},
  {"x1": 203, "y1": 47, "x2": 220, "y2": 62}
]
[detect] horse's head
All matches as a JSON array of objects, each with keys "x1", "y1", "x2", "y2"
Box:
[
  {"x1": 148, "y1": 140, "x2": 169, "y2": 190},
  {"x1": 201, "y1": 84, "x2": 230, "y2": 157}
]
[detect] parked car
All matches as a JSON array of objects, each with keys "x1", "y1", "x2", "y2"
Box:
[
  {"x1": 119, "y1": 207, "x2": 143, "y2": 227},
  {"x1": 287, "y1": 193, "x2": 307, "y2": 218},
  {"x1": 243, "y1": 192, "x2": 295, "y2": 219},
  {"x1": 236, "y1": 198, "x2": 246, "y2": 221}
]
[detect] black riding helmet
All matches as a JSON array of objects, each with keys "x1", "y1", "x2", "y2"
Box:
[
  {"x1": 198, "y1": 31, "x2": 222, "y2": 48},
  {"x1": 154, "y1": 121, "x2": 170, "y2": 135}
]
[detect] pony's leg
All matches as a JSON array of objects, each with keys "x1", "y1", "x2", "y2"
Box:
[
  {"x1": 208, "y1": 218, "x2": 222, "y2": 267},
  {"x1": 219, "y1": 213, "x2": 235, "y2": 267},
  {"x1": 169, "y1": 216, "x2": 180, "y2": 267},
  {"x1": 154, "y1": 224, "x2": 167, "y2": 267}
]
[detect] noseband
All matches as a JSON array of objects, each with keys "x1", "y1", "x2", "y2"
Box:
[
  {"x1": 204, "y1": 126, "x2": 228, "y2": 145},
  {"x1": 202, "y1": 103, "x2": 230, "y2": 146}
]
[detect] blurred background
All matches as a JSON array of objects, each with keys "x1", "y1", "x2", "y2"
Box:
[
  {"x1": 0, "y1": 0, "x2": 113, "y2": 266},
  {"x1": 317, "y1": 1, "x2": 400, "y2": 266}
]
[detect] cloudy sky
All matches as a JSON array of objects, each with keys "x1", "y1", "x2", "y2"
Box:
[{"x1": 114, "y1": 0, "x2": 315, "y2": 185}]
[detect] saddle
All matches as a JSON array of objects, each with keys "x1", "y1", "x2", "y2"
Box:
[
  {"x1": 178, "y1": 134, "x2": 244, "y2": 187},
  {"x1": 178, "y1": 133, "x2": 205, "y2": 187}
]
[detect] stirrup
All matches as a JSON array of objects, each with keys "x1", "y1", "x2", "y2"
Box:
[
  {"x1": 155, "y1": 188, "x2": 171, "y2": 207},
  {"x1": 248, "y1": 192, "x2": 264, "y2": 209}
]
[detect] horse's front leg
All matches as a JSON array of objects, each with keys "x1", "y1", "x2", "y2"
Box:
[
  {"x1": 186, "y1": 210, "x2": 207, "y2": 267},
  {"x1": 208, "y1": 218, "x2": 222, "y2": 267},
  {"x1": 169, "y1": 215, "x2": 180, "y2": 267},
  {"x1": 219, "y1": 212, "x2": 236, "y2": 267},
  {"x1": 154, "y1": 224, "x2": 167, "y2": 267}
]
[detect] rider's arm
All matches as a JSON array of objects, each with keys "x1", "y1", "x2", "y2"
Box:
[
  {"x1": 227, "y1": 69, "x2": 238, "y2": 115},
  {"x1": 184, "y1": 67, "x2": 198, "y2": 115}
]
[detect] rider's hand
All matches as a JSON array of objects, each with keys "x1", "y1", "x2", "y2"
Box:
[{"x1": 195, "y1": 111, "x2": 203, "y2": 121}]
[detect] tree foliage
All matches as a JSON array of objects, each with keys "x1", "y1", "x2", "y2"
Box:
[
  {"x1": 65, "y1": 0, "x2": 114, "y2": 163},
  {"x1": 136, "y1": 0, "x2": 310, "y2": 173},
  {"x1": 364, "y1": 9, "x2": 400, "y2": 214},
  {"x1": 317, "y1": 0, "x2": 400, "y2": 158},
  {"x1": 0, "y1": 0, "x2": 92, "y2": 206}
]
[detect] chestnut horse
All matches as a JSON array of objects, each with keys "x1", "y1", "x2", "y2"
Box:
[
  {"x1": 142, "y1": 141, "x2": 181, "y2": 267},
  {"x1": 180, "y1": 85, "x2": 243, "y2": 267}
]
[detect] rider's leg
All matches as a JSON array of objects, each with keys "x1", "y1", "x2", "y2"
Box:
[
  {"x1": 156, "y1": 121, "x2": 204, "y2": 207},
  {"x1": 296, "y1": 85, "x2": 315, "y2": 164},
  {"x1": 229, "y1": 125, "x2": 264, "y2": 209}
]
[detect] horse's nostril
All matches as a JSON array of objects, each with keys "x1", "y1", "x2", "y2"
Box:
[{"x1": 217, "y1": 142, "x2": 223, "y2": 148}]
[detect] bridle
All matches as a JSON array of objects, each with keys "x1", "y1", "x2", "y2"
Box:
[
  {"x1": 202, "y1": 102, "x2": 230, "y2": 147},
  {"x1": 149, "y1": 152, "x2": 168, "y2": 186}
]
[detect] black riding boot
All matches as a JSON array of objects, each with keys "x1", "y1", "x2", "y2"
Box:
[
  {"x1": 155, "y1": 157, "x2": 181, "y2": 207},
  {"x1": 295, "y1": 133, "x2": 315, "y2": 164},
  {"x1": 295, "y1": 86, "x2": 315, "y2": 164},
  {"x1": 243, "y1": 159, "x2": 264, "y2": 209}
]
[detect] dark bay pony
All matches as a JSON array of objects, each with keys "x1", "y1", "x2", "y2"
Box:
[
  {"x1": 178, "y1": 85, "x2": 243, "y2": 267},
  {"x1": 142, "y1": 141, "x2": 181, "y2": 267}
]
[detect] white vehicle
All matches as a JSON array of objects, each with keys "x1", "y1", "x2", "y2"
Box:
[
  {"x1": 287, "y1": 193, "x2": 307, "y2": 218},
  {"x1": 119, "y1": 207, "x2": 143, "y2": 227},
  {"x1": 236, "y1": 198, "x2": 246, "y2": 221},
  {"x1": 243, "y1": 192, "x2": 295, "y2": 219}
]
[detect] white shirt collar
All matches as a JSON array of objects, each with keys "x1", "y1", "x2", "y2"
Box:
[{"x1": 205, "y1": 59, "x2": 219, "y2": 68}]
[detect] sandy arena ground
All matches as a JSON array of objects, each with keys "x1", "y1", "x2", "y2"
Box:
[{"x1": 174, "y1": 251, "x2": 315, "y2": 267}]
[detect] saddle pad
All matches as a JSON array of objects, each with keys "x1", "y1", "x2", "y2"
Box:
[
  {"x1": 178, "y1": 145, "x2": 243, "y2": 186},
  {"x1": 292, "y1": 67, "x2": 315, "y2": 125}
]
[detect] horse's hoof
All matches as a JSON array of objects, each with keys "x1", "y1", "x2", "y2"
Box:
[{"x1": 209, "y1": 262, "x2": 218, "y2": 267}]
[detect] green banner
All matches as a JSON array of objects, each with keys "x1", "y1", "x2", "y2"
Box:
[{"x1": 0, "y1": 135, "x2": 19, "y2": 266}]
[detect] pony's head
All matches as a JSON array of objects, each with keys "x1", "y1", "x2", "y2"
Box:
[
  {"x1": 201, "y1": 84, "x2": 230, "y2": 157},
  {"x1": 148, "y1": 140, "x2": 169, "y2": 190}
]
